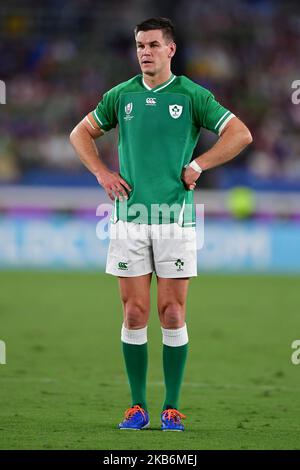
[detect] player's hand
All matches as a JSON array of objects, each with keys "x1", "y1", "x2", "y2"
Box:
[
  {"x1": 96, "y1": 169, "x2": 132, "y2": 201},
  {"x1": 181, "y1": 166, "x2": 200, "y2": 191}
]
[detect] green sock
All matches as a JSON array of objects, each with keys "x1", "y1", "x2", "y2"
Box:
[
  {"x1": 162, "y1": 343, "x2": 188, "y2": 410},
  {"x1": 122, "y1": 342, "x2": 148, "y2": 411}
]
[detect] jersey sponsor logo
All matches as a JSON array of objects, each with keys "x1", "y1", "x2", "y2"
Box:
[
  {"x1": 124, "y1": 102, "x2": 134, "y2": 121},
  {"x1": 169, "y1": 104, "x2": 183, "y2": 119},
  {"x1": 175, "y1": 259, "x2": 184, "y2": 271},
  {"x1": 118, "y1": 261, "x2": 128, "y2": 270},
  {"x1": 146, "y1": 97, "x2": 156, "y2": 106}
]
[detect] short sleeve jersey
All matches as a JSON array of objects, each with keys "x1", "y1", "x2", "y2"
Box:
[{"x1": 93, "y1": 74, "x2": 234, "y2": 225}]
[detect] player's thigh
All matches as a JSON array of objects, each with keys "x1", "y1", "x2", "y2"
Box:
[
  {"x1": 106, "y1": 221, "x2": 154, "y2": 277},
  {"x1": 157, "y1": 277, "x2": 190, "y2": 316},
  {"x1": 118, "y1": 273, "x2": 152, "y2": 316},
  {"x1": 152, "y1": 224, "x2": 197, "y2": 279}
]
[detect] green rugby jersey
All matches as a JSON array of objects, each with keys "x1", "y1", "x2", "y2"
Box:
[{"x1": 93, "y1": 74, "x2": 234, "y2": 226}]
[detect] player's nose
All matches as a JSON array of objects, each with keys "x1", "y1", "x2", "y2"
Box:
[{"x1": 142, "y1": 46, "x2": 152, "y2": 55}]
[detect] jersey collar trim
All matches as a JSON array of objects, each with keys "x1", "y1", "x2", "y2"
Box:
[{"x1": 142, "y1": 74, "x2": 176, "y2": 93}]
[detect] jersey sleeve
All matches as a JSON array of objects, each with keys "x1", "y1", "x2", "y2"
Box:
[
  {"x1": 92, "y1": 88, "x2": 118, "y2": 131},
  {"x1": 193, "y1": 88, "x2": 235, "y2": 135}
]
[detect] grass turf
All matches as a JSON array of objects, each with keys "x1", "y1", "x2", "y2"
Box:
[{"x1": 0, "y1": 271, "x2": 299, "y2": 450}]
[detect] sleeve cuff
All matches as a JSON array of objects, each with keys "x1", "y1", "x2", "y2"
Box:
[
  {"x1": 92, "y1": 110, "x2": 105, "y2": 129},
  {"x1": 217, "y1": 112, "x2": 235, "y2": 135}
]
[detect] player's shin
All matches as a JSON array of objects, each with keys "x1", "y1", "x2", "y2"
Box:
[
  {"x1": 121, "y1": 324, "x2": 148, "y2": 411},
  {"x1": 161, "y1": 324, "x2": 189, "y2": 411}
]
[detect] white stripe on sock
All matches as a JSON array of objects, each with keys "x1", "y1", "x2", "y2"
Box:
[
  {"x1": 161, "y1": 324, "x2": 189, "y2": 347},
  {"x1": 121, "y1": 324, "x2": 148, "y2": 345}
]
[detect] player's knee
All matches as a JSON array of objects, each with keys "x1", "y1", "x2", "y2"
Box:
[
  {"x1": 124, "y1": 303, "x2": 148, "y2": 329},
  {"x1": 161, "y1": 303, "x2": 184, "y2": 329}
]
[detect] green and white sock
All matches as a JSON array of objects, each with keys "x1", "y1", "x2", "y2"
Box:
[
  {"x1": 161, "y1": 324, "x2": 189, "y2": 411},
  {"x1": 121, "y1": 324, "x2": 148, "y2": 411}
]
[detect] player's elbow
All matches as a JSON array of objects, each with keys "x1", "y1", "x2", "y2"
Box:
[
  {"x1": 69, "y1": 125, "x2": 79, "y2": 145},
  {"x1": 241, "y1": 128, "x2": 253, "y2": 148},
  {"x1": 234, "y1": 122, "x2": 253, "y2": 149},
  {"x1": 70, "y1": 123, "x2": 86, "y2": 149},
  {"x1": 223, "y1": 118, "x2": 253, "y2": 148}
]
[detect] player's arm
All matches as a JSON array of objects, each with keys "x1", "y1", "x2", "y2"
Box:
[
  {"x1": 70, "y1": 112, "x2": 131, "y2": 201},
  {"x1": 182, "y1": 117, "x2": 252, "y2": 188}
]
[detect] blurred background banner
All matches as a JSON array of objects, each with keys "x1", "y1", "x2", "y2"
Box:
[
  {"x1": 1, "y1": 214, "x2": 300, "y2": 272},
  {"x1": 0, "y1": 188, "x2": 300, "y2": 271},
  {"x1": 0, "y1": 0, "x2": 300, "y2": 270}
]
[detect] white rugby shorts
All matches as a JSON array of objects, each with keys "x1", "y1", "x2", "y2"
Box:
[{"x1": 106, "y1": 220, "x2": 197, "y2": 278}]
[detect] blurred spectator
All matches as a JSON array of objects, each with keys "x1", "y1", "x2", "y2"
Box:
[{"x1": 0, "y1": 0, "x2": 299, "y2": 189}]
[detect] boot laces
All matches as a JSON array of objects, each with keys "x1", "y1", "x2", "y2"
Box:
[
  {"x1": 162, "y1": 408, "x2": 186, "y2": 423},
  {"x1": 124, "y1": 405, "x2": 146, "y2": 421}
]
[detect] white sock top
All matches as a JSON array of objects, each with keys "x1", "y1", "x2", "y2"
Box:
[
  {"x1": 161, "y1": 324, "x2": 189, "y2": 347},
  {"x1": 121, "y1": 324, "x2": 148, "y2": 345}
]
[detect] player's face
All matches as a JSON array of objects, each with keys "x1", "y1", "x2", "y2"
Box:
[{"x1": 136, "y1": 29, "x2": 175, "y2": 76}]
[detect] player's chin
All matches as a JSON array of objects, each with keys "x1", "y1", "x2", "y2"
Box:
[
  {"x1": 141, "y1": 64, "x2": 155, "y2": 75},
  {"x1": 143, "y1": 69, "x2": 155, "y2": 77}
]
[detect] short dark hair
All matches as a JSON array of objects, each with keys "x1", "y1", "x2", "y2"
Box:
[{"x1": 134, "y1": 17, "x2": 175, "y2": 43}]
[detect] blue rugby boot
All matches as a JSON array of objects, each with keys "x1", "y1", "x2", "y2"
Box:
[
  {"x1": 119, "y1": 405, "x2": 150, "y2": 430},
  {"x1": 161, "y1": 408, "x2": 186, "y2": 431}
]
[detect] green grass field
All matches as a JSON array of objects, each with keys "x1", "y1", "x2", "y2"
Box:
[{"x1": 0, "y1": 272, "x2": 299, "y2": 450}]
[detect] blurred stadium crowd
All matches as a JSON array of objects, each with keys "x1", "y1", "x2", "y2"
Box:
[{"x1": 1, "y1": 0, "x2": 299, "y2": 190}]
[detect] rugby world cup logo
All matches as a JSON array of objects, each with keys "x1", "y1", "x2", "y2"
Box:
[
  {"x1": 124, "y1": 102, "x2": 134, "y2": 121},
  {"x1": 125, "y1": 102, "x2": 133, "y2": 115}
]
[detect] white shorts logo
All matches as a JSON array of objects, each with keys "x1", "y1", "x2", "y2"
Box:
[{"x1": 169, "y1": 104, "x2": 183, "y2": 119}]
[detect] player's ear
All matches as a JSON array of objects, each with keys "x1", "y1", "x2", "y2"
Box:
[{"x1": 168, "y1": 42, "x2": 176, "y2": 58}]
